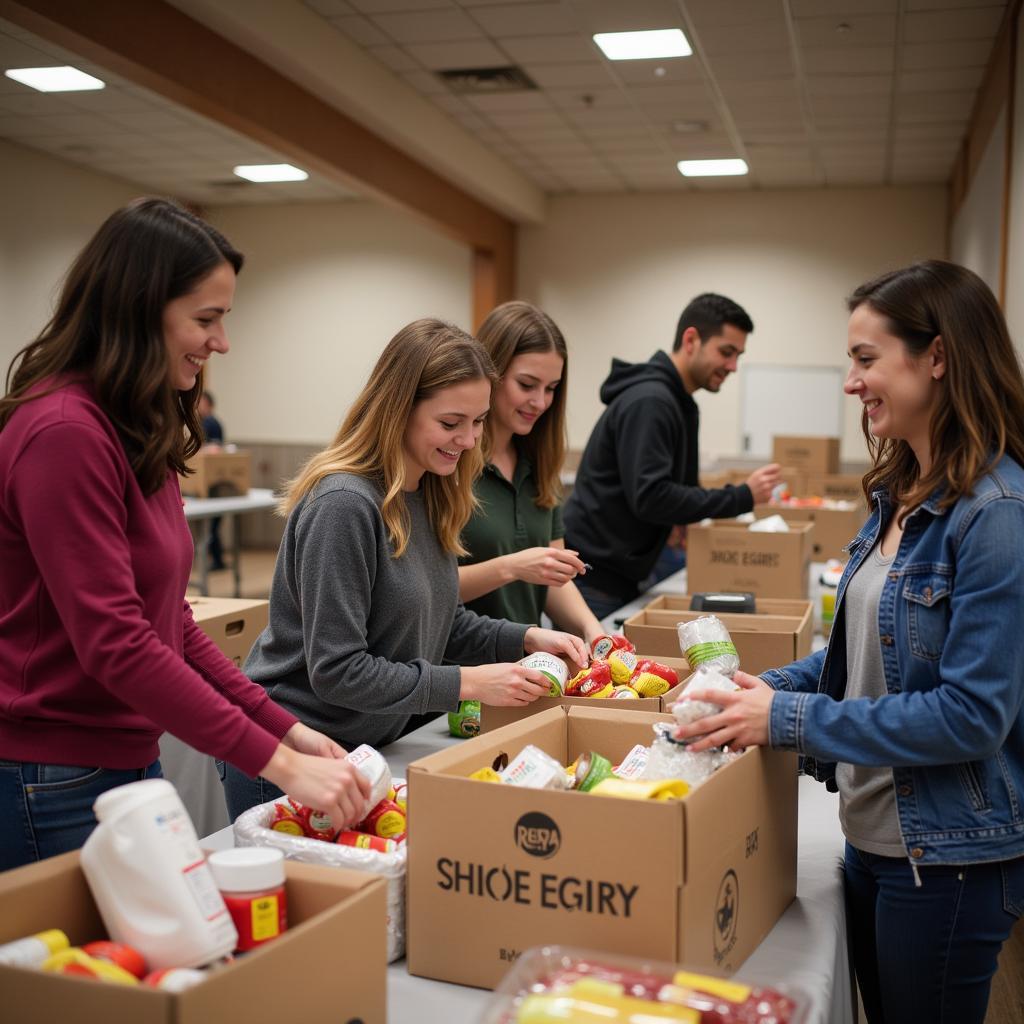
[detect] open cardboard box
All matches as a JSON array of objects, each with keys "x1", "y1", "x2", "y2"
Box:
[
  {"x1": 407, "y1": 706, "x2": 798, "y2": 990},
  {"x1": 754, "y1": 504, "x2": 865, "y2": 563},
  {"x1": 480, "y1": 656, "x2": 690, "y2": 733},
  {"x1": 624, "y1": 597, "x2": 812, "y2": 675},
  {"x1": 771, "y1": 435, "x2": 840, "y2": 475},
  {"x1": 0, "y1": 852, "x2": 387, "y2": 1024},
  {"x1": 188, "y1": 597, "x2": 269, "y2": 667},
  {"x1": 686, "y1": 520, "x2": 814, "y2": 599},
  {"x1": 179, "y1": 451, "x2": 252, "y2": 498},
  {"x1": 801, "y1": 472, "x2": 867, "y2": 506}
]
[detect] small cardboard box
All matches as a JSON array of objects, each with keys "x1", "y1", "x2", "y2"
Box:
[
  {"x1": 179, "y1": 451, "x2": 252, "y2": 498},
  {"x1": 480, "y1": 658, "x2": 690, "y2": 733},
  {"x1": 407, "y1": 706, "x2": 798, "y2": 989},
  {"x1": 802, "y1": 472, "x2": 867, "y2": 506},
  {"x1": 754, "y1": 504, "x2": 865, "y2": 562},
  {"x1": 188, "y1": 597, "x2": 268, "y2": 667},
  {"x1": 771, "y1": 436, "x2": 840, "y2": 475},
  {"x1": 686, "y1": 521, "x2": 815, "y2": 599},
  {"x1": 624, "y1": 596, "x2": 812, "y2": 674},
  {"x1": 0, "y1": 852, "x2": 388, "y2": 1024}
]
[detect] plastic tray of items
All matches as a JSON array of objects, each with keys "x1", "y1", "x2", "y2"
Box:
[
  {"x1": 479, "y1": 945, "x2": 809, "y2": 1024},
  {"x1": 233, "y1": 779, "x2": 407, "y2": 962}
]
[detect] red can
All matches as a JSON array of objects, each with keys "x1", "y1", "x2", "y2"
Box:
[{"x1": 207, "y1": 849, "x2": 288, "y2": 953}]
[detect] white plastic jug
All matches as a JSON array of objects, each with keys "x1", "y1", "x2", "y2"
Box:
[{"x1": 80, "y1": 778, "x2": 237, "y2": 970}]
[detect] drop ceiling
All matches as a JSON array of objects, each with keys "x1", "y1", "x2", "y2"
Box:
[{"x1": 0, "y1": 0, "x2": 1009, "y2": 206}]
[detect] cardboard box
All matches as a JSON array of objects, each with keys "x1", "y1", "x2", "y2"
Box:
[
  {"x1": 188, "y1": 597, "x2": 268, "y2": 667},
  {"x1": 480, "y1": 658, "x2": 690, "y2": 734},
  {"x1": 802, "y1": 472, "x2": 867, "y2": 506},
  {"x1": 753, "y1": 504, "x2": 865, "y2": 562},
  {"x1": 179, "y1": 451, "x2": 252, "y2": 498},
  {"x1": 686, "y1": 521, "x2": 815, "y2": 599},
  {"x1": 700, "y1": 466, "x2": 806, "y2": 495},
  {"x1": 407, "y1": 706, "x2": 798, "y2": 989},
  {"x1": 771, "y1": 436, "x2": 840, "y2": 475},
  {"x1": 0, "y1": 852, "x2": 388, "y2": 1024},
  {"x1": 624, "y1": 596, "x2": 813, "y2": 674}
]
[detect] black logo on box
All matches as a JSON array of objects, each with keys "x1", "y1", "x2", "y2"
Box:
[
  {"x1": 514, "y1": 812, "x2": 561, "y2": 858},
  {"x1": 713, "y1": 869, "x2": 739, "y2": 964}
]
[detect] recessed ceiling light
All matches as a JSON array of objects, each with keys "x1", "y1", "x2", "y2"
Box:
[
  {"x1": 5, "y1": 66, "x2": 105, "y2": 92},
  {"x1": 233, "y1": 163, "x2": 308, "y2": 182},
  {"x1": 593, "y1": 29, "x2": 691, "y2": 61},
  {"x1": 677, "y1": 158, "x2": 749, "y2": 177}
]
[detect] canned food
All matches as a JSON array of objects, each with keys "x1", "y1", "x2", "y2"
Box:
[
  {"x1": 448, "y1": 699, "x2": 481, "y2": 737},
  {"x1": 519, "y1": 653, "x2": 569, "y2": 695},
  {"x1": 335, "y1": 830, "x2": 397, "y2": 853},
  {"x1": 358, "y1": 798, "x2": 406, "y2": 838},
  {"x1": 500, "y1": 744, "x2": 569, "y2": 790},
  {"x1": 573, "y1": 751, "x2": 614, "y2": 792}
]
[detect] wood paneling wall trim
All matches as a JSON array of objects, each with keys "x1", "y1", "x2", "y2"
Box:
[{"x1": 0, "y1": 0, "x2": 516, "y2": 308}]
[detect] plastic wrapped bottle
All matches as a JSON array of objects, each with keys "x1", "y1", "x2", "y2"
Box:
[{"x1": 676, "y1": 615, "x2": 739, "y2": 676}]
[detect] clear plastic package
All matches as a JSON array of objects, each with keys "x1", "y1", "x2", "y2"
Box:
[
  {"x1": 677, "y1": 616, "x2": 740, "y2": 676},
  {"x1": 479, "y1": 945, "x2": 809, "y2": 1024},
  {"x1": 232, "y1": 777, "x2": 407, "y2": 962}
]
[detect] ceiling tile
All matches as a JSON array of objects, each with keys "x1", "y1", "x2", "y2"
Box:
[
  {"x1": 546, "y1": 87, "x2": 630, "y2": 112},
  {"x1": 403, "y1": 39, "x2": 505, "y2": 68},
  {"x1": 708, "y1": 50, "x2": 796, "y2": 79},
  {"x1": 686, "y1": 0, "x2": 786, "y2": 27},
  {"x1": 698, "y1": 21, "x2": 792, "y2": 55},
  {"x1": 898, "y1": 67, "x2": 985, "y2": 93},
  {"x1": 400, "y1": 69, "x2": 448, "y2": 93},
  {"x1": 465, "y1": 90, "x2": 553, "y2": 111},
  {"x1": 719, "y1": 78, "x2": 803, "y2": 102},
  {"x1": 349, "y1": 0, "x2": 455, "y2": 11},
  {"x1": 801, "y1": 46, "x2": 894, "y2": 74},
  {"x1": 574, "y1": 0, "x2": 687, "y2": 31},
  {"x1": 366, "y1": 44, "x2": 421, "y2": 70},
  {"x1": 897, "y1": 90, "x2": 975, "y2": 123},
  {"x1": 795, "y1": 15, "x2": 896, "y2": 48},
  {"x1": 0, "y1": 92, "x2": 76, "y2": 116},
  {"x1": 499, "y1": 34, "x2": 597, "y2": 63},
  {"x1": 810, "y1": 93, "x2": 891, "y2": 118},
  {"x1": 484, "y1": 108, "x2": 567, "y2": 127},
  {"x1": 524, "y1": 61, "x2": 615, "y2": 87},
  {"x1": 904, "y1": 7, "x2": 1006, "y2": 42},
  {"x1": 369, "y1": 9, "x2": 484, "y2": 42},
  {"x1": 906, "y1": 0, "x2": 1006, "y2": 8},
  {"x1": 105, "y1": 110, "x2": 193, "y2": 132},
  {"x1": 901, "y1": 39, "x2": 997, "y2": 69},
  {"x1": 790, "y1": 0, "x2": 897, "y2": 14},
  {"x1": 610, "y1": 57, "x2": 704, "y2": 84},
  {"x1": 467, "y1": 3, "x2": 578, "y2": 36},
  {"x1": 893, "y1": 121, "x2": 964, "y2": 140},
  {"x1": 805, "y1": 74, "x2": 891, "y2": 97},
  {"x1": 329, "y1": 15, "x2": 391, "y2": 46}
]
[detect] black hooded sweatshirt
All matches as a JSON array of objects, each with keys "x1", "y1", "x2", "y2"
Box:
[{"x1": 563, "y1": 350, "x2": 753, "y2": 602}]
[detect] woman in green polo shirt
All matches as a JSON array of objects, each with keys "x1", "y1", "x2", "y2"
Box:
[{"x1": 459, "y1": 302, "x2": 604, "y2": 644}]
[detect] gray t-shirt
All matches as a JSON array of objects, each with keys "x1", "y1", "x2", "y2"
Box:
[
  {"x1": 837, "y1": 539, "x2": 905, "y2": 857},
  {"x1": 244, "y1": 473, "x2": 529, "y2": 750}
]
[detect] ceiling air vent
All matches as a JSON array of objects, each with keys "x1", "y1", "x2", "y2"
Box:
[{"x1": 437, "y1": 66, "x2": 537, "y2": 94}]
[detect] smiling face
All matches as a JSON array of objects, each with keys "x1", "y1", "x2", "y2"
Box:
[
  {"x1": 684, "y1": 324, "x2": 747, "y2": 393},
  {"x1": 402, "y1": 377, "x2": 492, "y2": 488},
  {"x1": 162, "y1": 261, "x2": 236, "y2": 391},
  {"x1": 844, "y1": 303, "x2": 945, "y2": 458},
  {"x1": 491, "y1": 349, "x2": 564, "y2": 438}
]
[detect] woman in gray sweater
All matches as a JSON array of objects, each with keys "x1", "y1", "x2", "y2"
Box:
[{"x1": 222, "y1": 319, "x2": 588, "y2": 818}]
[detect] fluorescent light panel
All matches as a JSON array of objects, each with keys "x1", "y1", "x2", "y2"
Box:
[
  {"x1": 593, "y1": 29, "x2": 691, "y2": 61},
  {"x1": 233, "y1": 163, "x2": 308, "y2": 182},
  {"x1": 678, "y1": 159, "x2": 749, "y2": 177},
  {"x1": 5, "y1": 66, "x2": 104, "y2": 92}
]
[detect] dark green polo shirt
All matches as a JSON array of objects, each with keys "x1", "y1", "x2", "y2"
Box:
[{"x1": 461, "y1": 453, "x2": 564, "y2": 626}]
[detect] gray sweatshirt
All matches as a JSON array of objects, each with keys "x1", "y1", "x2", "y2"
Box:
[{"x1": 244, "y1": 472, "x2": 529, "y2": 750}]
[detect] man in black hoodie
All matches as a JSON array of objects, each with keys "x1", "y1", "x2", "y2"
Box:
[{"x1": 564, "y1": 293, "x2": 780, "y2": 618}]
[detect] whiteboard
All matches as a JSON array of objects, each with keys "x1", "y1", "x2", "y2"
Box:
[{"x1": 739, "y1": 365, "x2": 844, "y2": 458}]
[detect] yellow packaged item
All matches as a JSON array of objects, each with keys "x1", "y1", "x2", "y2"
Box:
[
  {"x1": 469, "y1": 766, "x2": 503, "y2": 783},
  {"x1": 631, "y1": 671, "x2": 670, "y2": 697},
  {"x1": 606, "y1": 650, "x2": 638, "y2": 684},
  {"x1": 42, "y1": 948, "x2": 139, "y2": 985},
  {"x1": 516, "y1": 978, "x2": 699, "y2": 1022},
  {"x1": 589, "y1": 777, "x2": 690, "y2": 801}
]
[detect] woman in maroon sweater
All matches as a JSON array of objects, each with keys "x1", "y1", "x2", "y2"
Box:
[{"x1": 0, "y1": 198, "x2": 369, "y2": 870}]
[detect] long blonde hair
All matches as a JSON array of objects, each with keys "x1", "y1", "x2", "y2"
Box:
[
  {"x1": 282, "y1": 319, "x2": 496, "y2": 557},
  {"x1": 476, "y1": 301, "x2": 567, "y2": 509}
]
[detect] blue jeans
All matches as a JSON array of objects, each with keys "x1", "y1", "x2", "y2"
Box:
[
  {"x1": 0, "y1": 760, "x2": 162, "y2": 871},
  {"x1": 844, "y1": 841, "x2": 1024, "y2": 1023},
  {"x1": 219, "y1": 761, "x2": 284, "y2": 822}
]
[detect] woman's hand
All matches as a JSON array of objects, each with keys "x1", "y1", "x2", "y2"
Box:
[
  {"x1": 505, "y1": 547, "x2": 587, "y2": 588},
  {"x1": 460, "y1": 663, "x2": 553, "y2": 706},
  {"x1": 282, "y1": 721, "x2": 346, "y2": 759},
  {"x1": 523, "y1": 626, "x2": 589, "y2": 671},
  {"x1": 673, "y1": 671, "x2": 774, "y2": 752},
  {"x1": 260, "y1": 745, "x2": 372, "y2": 830}
]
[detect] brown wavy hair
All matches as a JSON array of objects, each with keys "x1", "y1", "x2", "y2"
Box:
[
  {"x1": 850, "y1": 260, "x2": 1024, "y2": 519},
  {"x1": 282, "y1": 319, "x2": 497, "y2": 557},
  {"x1": 0, "y1": 197, "x2": 243, "y2": 495},
  {"x1": 476, "y1": 301, "x2": 568, "y2": 508}
]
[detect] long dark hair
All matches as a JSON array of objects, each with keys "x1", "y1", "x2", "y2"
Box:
[
  {"x1": 850, "y1": 260, "x2": 1024, "y2": 517},
  {"x1": 476, "y1": 301, "x2": 568, "y2": 509},
  {"x1": 0, "y1": 197, "x2": 243, "y2": 495}
]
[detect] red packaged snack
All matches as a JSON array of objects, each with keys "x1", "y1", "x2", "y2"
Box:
[
  {"x1": 81, "y1": 941, "x2": 147, "y2": 979},
  {"x1": 591, "y1": 634, "x2": 636, "y2": 660},
  {"x1": 295, "y1": 804, "x2": 336, "y2": 841},
  {"x1": 335, "y1": 830, "x2": 397, "y2": 852},
  {"x1": 563, "y1": 660, "x2": 613, "y2": 697},
  {"x1": 633, "y1": 659, "x2": 679, "y2": 688},
  {"x1": 357, "y1": 798, "x2": 406, "y2": 839}
]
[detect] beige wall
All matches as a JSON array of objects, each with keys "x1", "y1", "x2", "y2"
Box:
[
  {"x1": 518, "y1": 186, "x2": 947, "y2": 464},
  {"x1": 206, "y1": 202, "x2": 473, "y2": 444},
  {"x1": 0, "y1": 139, "x2": 140, "y2": 376}
]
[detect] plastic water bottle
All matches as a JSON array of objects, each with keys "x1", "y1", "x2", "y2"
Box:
[{"x1": 80, "y1": 779, "x2": 237, "y2": 970}]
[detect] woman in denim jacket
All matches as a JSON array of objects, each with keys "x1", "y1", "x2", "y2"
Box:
[{"x1": 678, "y1": 260, "x2": 1024, "y2": 1023}]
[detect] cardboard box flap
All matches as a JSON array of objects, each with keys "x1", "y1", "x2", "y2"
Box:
[{"x1": 565, "y1": 705, "x2": 674, "y2": 764}]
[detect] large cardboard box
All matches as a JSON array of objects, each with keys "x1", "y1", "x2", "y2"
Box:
[
  {"x1": 0, "y1": 852, "x2": 388, "y2": 1024},
  {"x1": 686, "y1": 521, "x2": 815, "y2": 599},
  {"x1": 179, "y1": 450, "x2": 252, "y2": 498},
  {"x1": 407, "y1": 706, "x2": 798, "y2": 989},
  {"x1": 624, "y1": 597, "x2": 812, "y2": 674},
  {"x1": 802, "y1": 472, "x2": 867, "y2": 506},
  {"x1": 480, "y1": 658, "x2": 690, "y2": 733},
  {"x1": 771, "y1": 435, "x2": 840, "y2": 475},
  {"x1": 188, "y1": 597, "x2": 269, "y2": 667},
  {"x1": 753, "y1": 504, "x2": 865, "y2": 562},
  {"x1": 700, "y1": 466, "x2": 806, "y2": 495}
]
